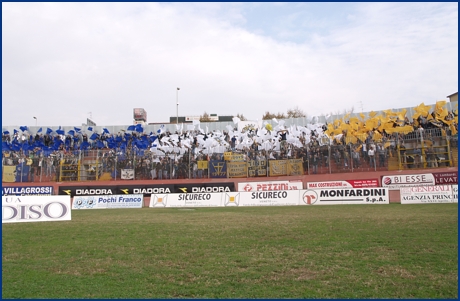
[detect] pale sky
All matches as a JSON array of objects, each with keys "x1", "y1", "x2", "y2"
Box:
[{"x1": 2, "y1": 2, "x2": 458, "y2": 127}]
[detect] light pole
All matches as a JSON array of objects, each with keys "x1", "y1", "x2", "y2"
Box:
[
  {"x1": 176, "y1": 87, "x2": 180, "y2": 124},
  {"x1": 33, "y1": 116, "x2": 37, "y2": 126}
]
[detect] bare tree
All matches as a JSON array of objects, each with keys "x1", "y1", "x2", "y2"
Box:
[
  {"x1": 287, "y1": 106, "x2": 307, "y2": 118},
  {"x1": 200, "y1": 111, "x2": 213, "y2": 122},
  {"x1": 262, "y1": 111, "x2": 287, "y2": 120},
  {"x1": 236, "y1": 113, "x2": 247, "y2": 121}
]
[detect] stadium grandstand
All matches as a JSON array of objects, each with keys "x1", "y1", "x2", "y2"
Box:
[{"x1": 2, "y1": 99, "x2": 457, "y2": 183}]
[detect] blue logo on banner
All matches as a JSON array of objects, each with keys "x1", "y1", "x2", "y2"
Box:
[{"x1": 209, "y1": 160, "x2": 227, "y2": 178}]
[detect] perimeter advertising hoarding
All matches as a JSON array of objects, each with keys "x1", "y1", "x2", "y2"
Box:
[
  {"x1": 306, "y1": 179, "x2": 379, "y2": 190},
  {"x1": 400, "y1": 185, "x2": 458, "y2": 204},
  {"x1": 2, "y1": 195, "x2": 71, "y2": 223},
  {"x1": 2, "y1": 186, "x2": 54, "y2": 196},
  {"x1": 223, "y1": 190, "x2": 300, "y2": 207},
  {"x1": 237, "y1": 180, "x2": 303, "y2": 192},
  {"x1": 432, "y1": 172, "x2": 458, "y2": 185},
  {"x1": 72, "y1": 194, "x2": 143, "y2": 209},
  {"x1": 59, "y1": 183, "x2": 235, "y2": 196},
  {"x1": 381, "y1": 173, "x2": 435, "y2": 190},
  {"x1": 149, "y1": 190, "x2": 301, "y2": 207},
  {"x1": 149, "y1": 193, "x2": 223, "y2": 208},
  {"x1": 300, "y1": 188, "x2": 389, "y2": 205}
]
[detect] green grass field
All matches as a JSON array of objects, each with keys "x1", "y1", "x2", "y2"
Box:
[{"x1": 2, "y1": 204, "x2": 458, "y2": 299}]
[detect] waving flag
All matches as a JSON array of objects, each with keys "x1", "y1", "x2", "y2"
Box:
[
  {"x1": 56, "y1": 126, "x2": 65, "y2": 135},
  {"x1": 46, "y1": 128, "x2": 53, "y2": 135},
  {"x1": 157, "y1": 124, "x2": 165, "y2": 135},
  {"x1": 3, "y1": 130, "x2": 10, "y2": 135},
  {"x1": 74, "y1": 127, "x2": 81, "y2": 133},
  {"x1": 103, "y1": 128, "x2": 110, "y2": 134},
  {"x1": 20, "y1": 126, "x2": 28, "y2": 132},
  {"x1": 127, "y1": 125, "x2": 136, "y2": 131},
  {"x1": 135, "y1": 124, "x2": 143, "y2": 133},
  {"x1": 37, "y1": 128, "x2": 42, "y2": 133},
  {"x1": 90, "y1": 133, "x2": 99, "y2": 140},
  {"x1": 87, "y1": 126, "x2": 93, "y2": 131}
]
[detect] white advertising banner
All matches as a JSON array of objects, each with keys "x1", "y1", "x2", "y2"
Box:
[
  {"x1": 381, "y1": 173, "x2": 435, "y2": 190},
  {"x1": 223, "y1": 190, "x2": 301, "y2": 207},
  {"x1": 2, "y1": 195, "x2": 71, "y2": 223},
  {"x1": 453, "y1": 185, "x2": 458, "y2": 202},
  {"x1": 400, "y1": 185, "x2": 458, "y2": 204},
  {"x1": 121, "y1": 169, "x2": 135, "y2": 180},
  {"x1": 237, "y1": 180, "x2": 303, "y2": 192},
  {"x1": 306, "y1": 179, "x2": 379, "y2": 189},
  {"x1": 72, "y1": 194, "x2": 143, "y2": 209},
  {"x1": 299, "y1": 188, "x2": 389, "y2": 205},
  {"x1": 149, "y1": 193, "x2": 223, "y2": 208}
]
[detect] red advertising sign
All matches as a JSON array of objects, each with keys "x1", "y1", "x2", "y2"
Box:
[
  {"x1": 432, "y1": 172, "x2": 458, "y2": 185},
  {"x1": 307, "y1": 179, "x2": 379, "y2": 189}
]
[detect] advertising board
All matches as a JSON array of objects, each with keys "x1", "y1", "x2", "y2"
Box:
[
  {"x1": 238, "y1": 180, "x2": 303, "y2": 192},
  {"x1": 300, "y1": 188, "x2": 389, "y2": 205},
  {"x1": 72, "y1": 194, "x2": 143, "y2": 209},
  {"x1": 306, "y1": 179, "x2": 378, "y2": 189},
  {"x1": 381, "y1": 173, "x2": 435, "y2": 190},
  {"x1": 400, "y1": 185, "x2": 458, "y2": 204},
  {"x1": 222, "y1": 190, "x2": 300, "y2": 207},
  {"x1": 2, "y1": 195, "x2": 71, "y2": 223},
  {"x1": 149, "y1": 193, "x2": 223, "y2": 208},
  {"x1": 2, "y1": 186, "x2": 54, "y2": 196}
]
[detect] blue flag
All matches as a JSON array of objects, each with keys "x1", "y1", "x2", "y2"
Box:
[
  {"x1": 87, "y1": 126, "x2": 93, "y2": 131},
  {"x1": 3, "y1": 130, "x2": 10, "y2": 135},
  {"x1": 103, "y1": 128, "x2": 110, "y2": 134},
  {"x1": 20, "y1": 126, "x2": 28, "y2": 132},
  {"x1": 90, "y1": 133, "x2": 99, "y2": 140},
  {"x1": 14, "y1": 129, "x2": 18, "y2": 134},
  {"x1": 67, "y1": 130, "x2": 75, "y2": 136},
  {"x1": 74, "y1": 127, "x2": 81, "y2": 133},
  {"x1": 127, "y1": 125, "x2": 136, "y2": 131},
  {"x1": 135, "y1": 124, "x2": 143, "y2": 133},
  {"x1": 37, "y1": 128, "x2": 42, "y2": 133},
  {"x1": 46, "y1": 128, "x2": 53, "y2": 135}
]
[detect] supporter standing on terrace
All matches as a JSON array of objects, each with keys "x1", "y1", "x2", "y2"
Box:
[{"x1": 368, "y1": 145, "x2": 376, "y2": 168}]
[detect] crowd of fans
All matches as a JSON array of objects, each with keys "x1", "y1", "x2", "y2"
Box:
[{"x1": 2, "y1": 105, "x2": 457, "y2": 181}]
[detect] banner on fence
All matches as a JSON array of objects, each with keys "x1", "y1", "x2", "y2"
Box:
[
  {"x1": 227, "y1": 162, "x2": 248, "y2": 178},
  {"x1": 381, "y1": 173, "x2": 435, "y2": 190},
  {"x1": 238, "y1": 180, "x2": 303, "y2": 192},
  {"x1": 15, "y1": 165, "x2": 30, "y2": 182},
  {"x1": 269, "y1": 160, "x2": 288, "y2": 176},
  {"x1": 121, "y1": 169, "x2": 134, "y2": 180},
  {"x1": 248, "y1": 160, "x2": 267, "y2": 177},
  {"x1": 209, "y1": 160, "x2": 227, "y2": 178},
  {"x1": 287, "y1": 159, "x2": 304, "y2": 176},
  {"x1": 2, "y1": 166, "x2": 16, "y2": 183},
  {"x1": 300, "y1": 188, "x2": 389, "y2": 205},
  {"x1": 197, "y1": 160, "x2": 208, "y2": 170},
  {"x1": 2, "y1": 186, "x2": 53, "y2": 196},
  {"x1": 306, "y1": 179, "x2": 379, "y2": 189},
  {"x1": 2, "y1": 195, "x2": 71, "y2": 223},
  {"x1": 400, "y1": 185, "x2": 458, "y2": 204},
  {"x1": 72, "y1": 194, "x2": 143, "y2": 209}
]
